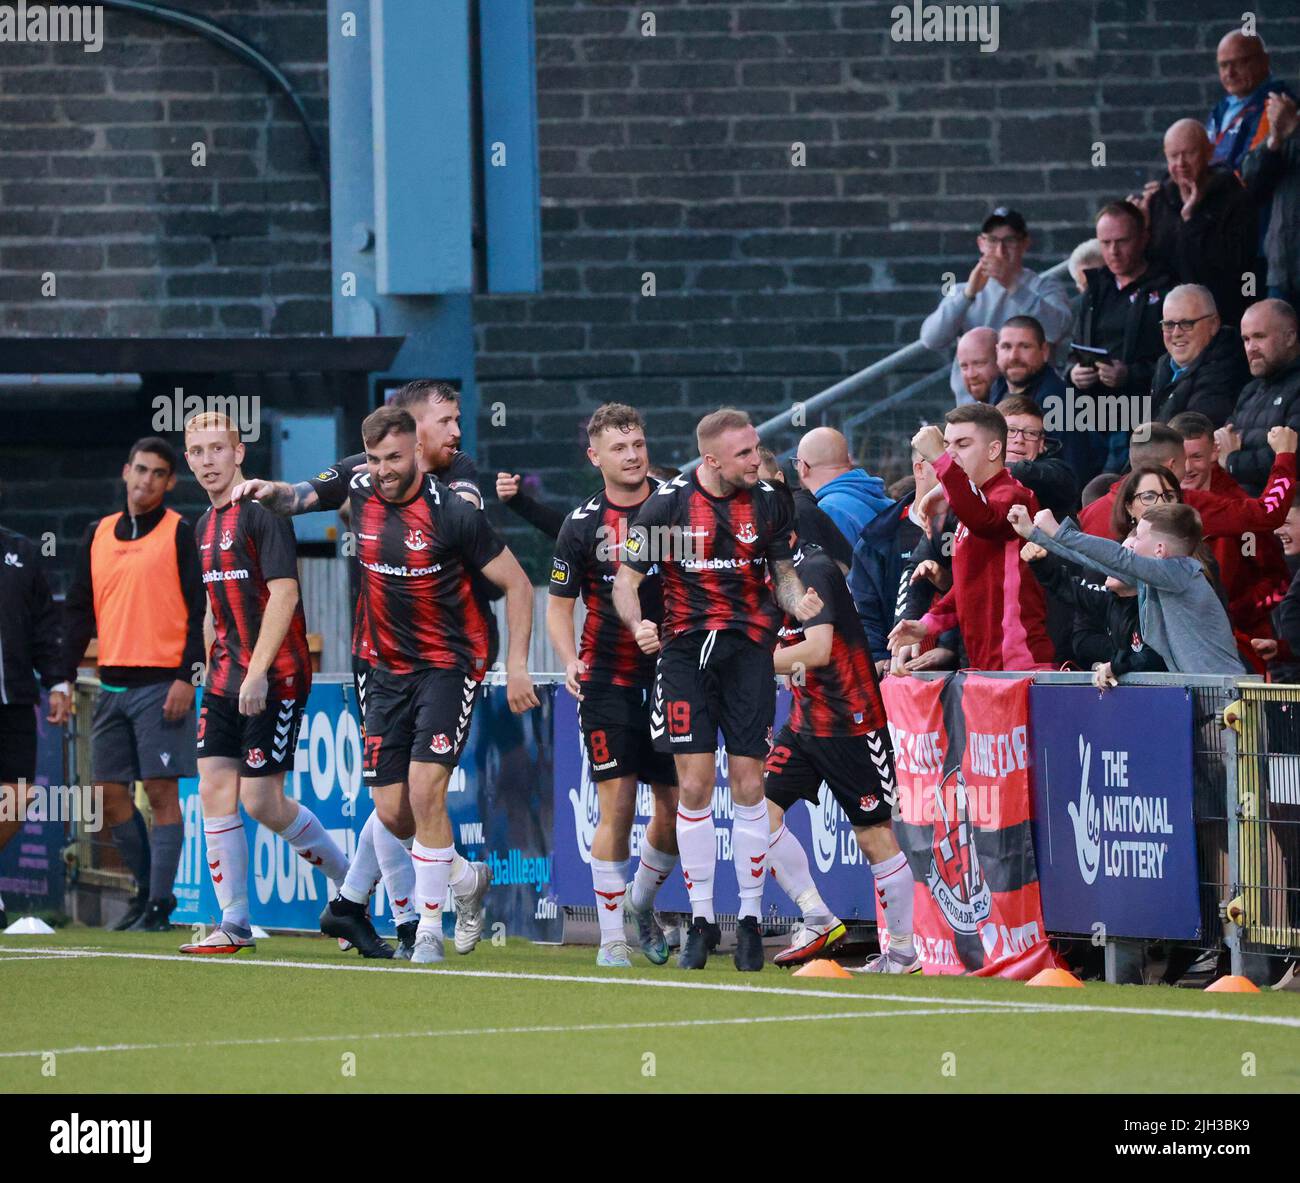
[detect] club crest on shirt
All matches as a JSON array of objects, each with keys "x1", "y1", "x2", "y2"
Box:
[
  {"x1": 430, "y1": 733, "x2": 452, "y2": 755},
  {"x1": 219, "y1": 529, "x2": 234, "y2": 551},
  {"x1": 735, "y1": 521, "x2": 758, "y2": 545},
  {"x1": 246, "y1": 748, "x2": 267, "y2": 769},
  {"x1": 404, "y1": 529, "x2": 429, "y2": 551}
]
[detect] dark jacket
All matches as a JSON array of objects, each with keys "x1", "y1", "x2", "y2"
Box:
[
  {"x1": 1272, "y1": 564, "x2": 1300, "y2": 681},
  {"x1": 849, "y1": 494, "x2": 921, "y2": 661},
  {"x1": 1243, "y1": 131, "x2": 1300, "y2": 300},
  {"x1": 794, "y1": 488, "x2": 853, "y2": 570},
  {"x1": 1151, "y1": 326, "x2": 1251, "y2": 426},
  {"x1": 1030, "y1": 551, "x2": 1168, "y2": 676},
  {"x1": 0, "y1": 527, "x2": 64, "y2": 707},
  {"x1": 1010, "y1": 437, "x2": 1081, "y2": 522},
  {"x1": 993, "y1": 363, "x2": 1110, "y2": 487},
  {"x1": 1225, "y1": 354, "x2": 1300, "y2": 495},
  {"x1": 1075, "y1": 265, "x2": 1173, "y2": 399},
  {"x1": 1146, "y1": 163, "x2": 1259, "y2": 326},
  {"x1": 503, "y1": 488, "x2": 565, "y2": 541}
]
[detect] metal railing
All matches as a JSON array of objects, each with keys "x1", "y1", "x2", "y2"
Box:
[{"x1": 682, "y1": 257, "x2": 1077, "y2": 475}]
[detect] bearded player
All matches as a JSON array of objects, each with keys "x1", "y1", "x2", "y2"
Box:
[
  {"x1": 548, "y1": 404, "x2": 680, "y2": 969},
  {"x1": 178, "y1": 412, "x2": 350, "y2": 954},
  {"x1": 613, "y1": 408, "x2": 821, "y2": 972},
  {"x1": 270, "y1": 380, "x2": 495, "y2": 959},
  {"x1": 761, "y1": 504, "x2": 919, "y2": 973},
  {"x1": 234, "y1": 406, "x2": 538, "y2": 963}
]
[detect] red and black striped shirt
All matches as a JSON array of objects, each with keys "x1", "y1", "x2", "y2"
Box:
[
  {"x1": 549, "y1": 482, "x2": 663, "y2": 688},
  {"x1": 778, "y1": 547, "x2": 886, "y2": 737},
  {"x1": 196, "y1": 501, "x2": 311, "y2": 699},
  {"x1": 624, "y1": 471, "x2": 794, "y2": 648},
  {"x1": 341, "y1": 472, "x2": 503, "y2": 678}
]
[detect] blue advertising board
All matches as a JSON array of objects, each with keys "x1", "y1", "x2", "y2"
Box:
[
  {"x1": 173, "y1": 679, "x2": 562, "y2": 942},
  {"x1": 1029, "y1": 684, "x2": 1200, "y2": 940},
  {"x1": 549, "y1": 686, "x2": 879, "y2": 921}
]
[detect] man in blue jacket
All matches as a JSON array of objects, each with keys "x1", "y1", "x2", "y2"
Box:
[{"x1": 794, "y1": 427, "x2": 893, "y2": 546}]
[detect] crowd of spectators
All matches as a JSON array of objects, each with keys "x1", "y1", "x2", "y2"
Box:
[{"x1": 864, "y1": 28, "x2": 1300, "y2": 686}]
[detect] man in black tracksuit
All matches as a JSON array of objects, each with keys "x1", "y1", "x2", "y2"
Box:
[
  {"x1": 0, "y1": 483, "x2": 70, "y2": 930},
  {"x1": 1220, "y1": 298, "x2": 1300, "y2": 495}
]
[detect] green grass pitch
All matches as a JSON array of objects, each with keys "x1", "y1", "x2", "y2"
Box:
[{"x1": 2, "y1": 928, "x2": 1299, "y2": 1093}]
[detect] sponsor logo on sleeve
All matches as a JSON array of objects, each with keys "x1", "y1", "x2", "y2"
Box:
[{"x1": 551, "y1": 557, "x2": 571, "y2": 585}]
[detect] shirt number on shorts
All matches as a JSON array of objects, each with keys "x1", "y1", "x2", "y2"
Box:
[
  {"x1": 363, "y1": 734, "x2": 382, "y2": 770},
  {"x1": 668, "y1": 702, "x2": 691, "y2": 735},
  {"x1": 589, "y1": 729, "x2": 610, "y2": 764}
]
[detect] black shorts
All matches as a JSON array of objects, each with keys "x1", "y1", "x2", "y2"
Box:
[
  {"x1": 764, "y1": 724, "x2": 897, "y2": 827},
  {"x1": 651, "y1": 629, "x2": 776, "y2": 758},
  {"x1": 197, "y1": 693, "x2": 307, "y2": 778},
  {"x1": 361, "y1": 665, "x2": 479, "y2": 784},
  {"x1": 0, "y1": 704, "x2": 37, "y2": 783},
  {"x1": 578, "y1": 683, "x2": 677, "y2": 786}
]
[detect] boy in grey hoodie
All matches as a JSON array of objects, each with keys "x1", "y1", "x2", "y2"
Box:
[{"x1": 1007, "y1": 502, "x2": 1245, "y2": 676}]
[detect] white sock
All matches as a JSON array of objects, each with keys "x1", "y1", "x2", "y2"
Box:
[
  {"x1": 676, "y1": 804, "x2": 716, "y2": 923},
  {"x1": 449, "y1": 852, "x2": 477, "y2": 899},
  {"x1": 871, "y1": 850, "x2": 915, "y2": 953},
  {"x1": 203, "y1": 813, "x2": 249, "y2": 933},
  {"x1": 630, "y1": 837, "x2": 677, "y2": 913},
  {"x1": 732, "y1": 800, "x2": 768, "y2": 920},
  {"x1": 279, "y1": 803, "x2": 349, "y2": 883},
  {"x1": 373, "y1": 817, "x2": 417, "y2": 923},
  {"x1": 591, "y1": 857, "x2": 629, "y2": 944},
  {"x1": 412, "y1": 840, "x2": 456, "y2": 933},
  {"x1": 340, "y1": 811, "x2": 380, "y2": 905},
  {"x1": 768, "y1": 823, "x2": 833, "y2": 924}
]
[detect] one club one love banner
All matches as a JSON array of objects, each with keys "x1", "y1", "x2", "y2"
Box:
[{"x1": 880, "y1": 673, "x2": 1054, "y2": 977}]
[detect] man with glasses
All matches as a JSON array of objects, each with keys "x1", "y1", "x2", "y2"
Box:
[
  {"x1": 1151, "y1": 285, "x2": 1250, "y2": 425},
  {"x1": 998, "y1": 397, "x2": 1080, "y2": 521},
  {"x1": 920, "y1": 207, "x2": 1073, "y2": 405}
]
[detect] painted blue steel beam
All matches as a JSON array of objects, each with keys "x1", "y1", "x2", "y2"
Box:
[
  {"x1": 479, "y1": 0, "x2": 542, "y2": 293},
  {"x1": 328, "y1": 0, "x2": 479, "y2": 456},
  {"x1": 370, "y1": 0, "x2": 474, "y2": 295}
]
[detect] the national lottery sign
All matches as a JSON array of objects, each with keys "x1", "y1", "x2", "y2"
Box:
[{"x1": 1029, "y1": 684, "x2": 1199, "y2": 940}]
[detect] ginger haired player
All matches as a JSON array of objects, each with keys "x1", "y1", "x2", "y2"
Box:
[{"x1": 179, "y1": 412, "x2": 349, "y2": 954}]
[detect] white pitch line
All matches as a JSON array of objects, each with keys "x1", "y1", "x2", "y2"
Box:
[
  {"x1": 0, "y1": 1005, "x2": 1006, "y2": 1061},
  {"x1": 3, "y1": 945, "x2": 1300, "y2": 1030}
]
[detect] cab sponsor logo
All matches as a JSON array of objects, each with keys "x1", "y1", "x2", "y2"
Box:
[{"x1": 551, "y1": 557, "x2": 571, "y2": 585}]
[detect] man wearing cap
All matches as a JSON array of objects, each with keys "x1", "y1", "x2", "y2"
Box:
[{"x1": 921, "y1": 207, "x2": 1074, "y2": 405}]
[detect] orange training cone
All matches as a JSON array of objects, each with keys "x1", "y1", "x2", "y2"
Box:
[
  {"x1": 1027, "y1": 968, "x2": 1084, "y2": 988},
  {"x1": 793, "y1": 958, "x2": 852, "y2": 979},
  {"x1": 1205, "y1": 975, "x2": 1260, "y2": 993}
]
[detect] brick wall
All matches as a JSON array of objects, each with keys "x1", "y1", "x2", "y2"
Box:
[
  {"x1": 474, "y1": 0, "x2": 1300, "y2": 573},
  {"x1": 0, "y1": 0, "x2": 330, "y2": 337},
  {"x1": 4, "y1": 0, "x2": 1300, "y2": 582}
]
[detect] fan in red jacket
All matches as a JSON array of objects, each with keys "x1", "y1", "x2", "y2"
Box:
[{"x1": 888, "y1": 405, "x2": 1055, "y2": 672}]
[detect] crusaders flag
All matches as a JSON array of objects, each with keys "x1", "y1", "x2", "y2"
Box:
[{"x1": 880, "y1": 673, "x2": 1057, "y2": 977}]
